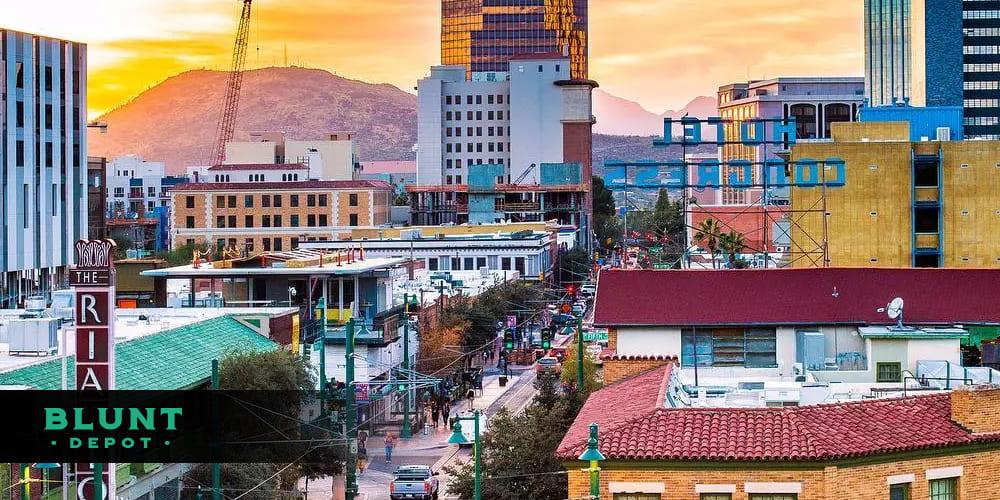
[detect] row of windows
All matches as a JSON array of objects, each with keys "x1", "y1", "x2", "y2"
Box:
[
  {"x1": 444, "y1": 110, "x2": 507, "y2": 121},
  {"x1": 965, "y1": 98, "x2": 1000, "y2": 107},
  {"x1": 445, "y1": 158, "x2": 507, "y2": 168},
  {"x1": 964, "y1": 44, "x2": 1000, "y2": 54},
  {"x1": 446, "y1": 142, "x2": 507, "y2": 153},
  {"x1": 201, "y1": 193, "x2": 337, "y2": 209},
  {"x1": 444, "y1": 94, "x2": 505, "y2": 106},
  {"x1": 964, "y1": 9, "x2": 1000, "y2": 18},
  {"x1": 607, "y1": 477, "x2": 957, "y2": 500},
  {"x1": 444, "y1": 125, "x2": 508, "y2": 138},
  {"x1": 964, "y1": 63, "x2": 1000, "y2": 72},
  {"x1": 965, "y1": 80, "x2": 1000, "y2": 89},
  {"x1": 8, "y1": 140, "x2": 79, "y2": 168},
  {"x1": 965, "y1": 116, "x2": 1000, "y2": 125},
  {"x1": 964, "y1": 27, "x2": 1000, "y2": 36},
  {"x1": 189, "y1": 212, "x2": 361, "y2": 229}
]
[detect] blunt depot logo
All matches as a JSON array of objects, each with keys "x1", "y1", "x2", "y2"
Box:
[{"x1": 45, "y1": 407, "x2": 182, "y2": 450}]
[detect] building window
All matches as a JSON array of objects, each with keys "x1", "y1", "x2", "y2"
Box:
[
  {"x1": 291, "y1": 237, "x2": 299, "y2": 249},
  {"x1": 349, "y1": 193, "x2": 358, "y2": 206},
  {"x1": 319, "y1": 214, "x2": 328, "y2": 226},
  {"x1": 274, "y1": 238, "x2": 283, "y2": 251},
  {"x1": 497, "y1": 95, "x2": 504, "y2": 105},
  {"x1": 216, "y1": 196, "x2": 225, "y2": 208},
  {"x1": 428, "y1": 258, "x2": 438, "y2": 271},
  {"x1": 274, "y1": 215, "x2": 282, "y2": 228},
  {"x1": 488, "y1": 95, "x2": 494, "y2": 104},
  {"x1": 186, "y1": 216, "x2": 195, "y2": 229},
  {"x1": 681, "y1": 328, "x2": 777, "y2": 368},
  {"x1": 445, "y1": 96, "x2": 452, "y2": 105},
  {"x1": 700, "y1": 495, "x2": 732, "y2": 500},
  {"x1": 291, "y1": 214, "x2": 299, "y2": 227},
  {"x1": 186, "y1": 196, "x2": 195, "y2": 209},
  {"x1": 928, "y1": 478, "x2": 957, "y2": 500},
  {"x1": 877, "y1": 362, "x2": 903, "y2": 383},
  {"x1": 308, "y1": 194, "x2": 316, "y2": 207},
  {"x1": 187, "y1": 238, "x2": 195, "y2": 247},
  {"x1": 262, "y1": 195, "x2": 271, "y2": 208},
  {"x1": 245, "y1": 195, "x2": 254, "y2": 208},
  {"x1": 612, "y1": 495, "x2": 659, "y2": 500},
  {"x1": 291, "y1": 195, "x2": 299, "y2": 207},
  {"x1": 245, "y1": 215, "x2": 254, "y2": 228},
  {"x1": 748, "y1": 496, "x2": 796, "y2": 500},
  {"x1": 263, "y1": 239, "x2": 271, "y2": 252},
  {"x1": 349, "y1": 214, "x2": 359, "y2": 226},
  {"x1": 228, "y1": 215, "x2": 236, "y2": 228},
  {"x1": 228, "y1": 195, "x2": 236, "y2": 208},
  {"x1": 274, "y1": 195, "x2": 282, "y2": 208},
  {"x1": 476, "y1": 95, "x2": 482, "y2": 105},
  {"x1": 889, "y1": 483, "x2": 910, "y2": 500},
  {"x1": 307, "y1": 214, "x2": 316, "y2": 227}
]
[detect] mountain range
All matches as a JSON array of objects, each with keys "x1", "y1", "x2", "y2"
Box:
[{"x1": 87, "y1": 67, "x2": 714, "y2": 174}]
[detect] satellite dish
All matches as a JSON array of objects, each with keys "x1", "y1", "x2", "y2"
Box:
[{"x1": 887, "y1": 297, "x2": 904, "y2": 320}]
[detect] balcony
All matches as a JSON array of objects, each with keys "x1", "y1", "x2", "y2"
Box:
[
  {"x1": 410, "y1": 203, "x2": 457, "y2": 212},
  {"x1": 502, "y1": 202, "x2": 541, "y2": 211}
]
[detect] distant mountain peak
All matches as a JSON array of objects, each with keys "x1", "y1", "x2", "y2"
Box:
[{"x1": 593, "y1": 90, "x2": 716, "y2": 137}]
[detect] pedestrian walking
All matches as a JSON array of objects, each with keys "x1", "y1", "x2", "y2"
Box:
[
  {"x1": 431, "y1": 404, "x2": 440, "y2": 429},
  {"x1": 384, "y1": 433, "x2": 396, "y2": 463}
]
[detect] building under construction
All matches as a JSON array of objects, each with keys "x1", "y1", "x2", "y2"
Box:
[{"x1": 407, "y1": 163, "x2": 589, "y2": 248}]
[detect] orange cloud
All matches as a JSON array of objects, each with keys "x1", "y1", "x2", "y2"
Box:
[{"x1": 5, "y1": 0, "x2": 864, "y2": 117}]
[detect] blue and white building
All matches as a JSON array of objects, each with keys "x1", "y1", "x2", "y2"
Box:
[{"x1": 1, "y1": 29, "x2": 88, "y2": 307}]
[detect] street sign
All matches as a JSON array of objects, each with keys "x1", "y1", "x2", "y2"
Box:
[
  {"x1": 355, "y1": 383, "x2": 370, "y2": 402},
  {"x1": 582, "y1": 331, "x2": 609, "y2": 342},
  {"x1": 506, "y1": 315, "x2": 516, "y2": 329},
  {"x1": 72, "y1": 239, "x2": 116, "y2": 500}
]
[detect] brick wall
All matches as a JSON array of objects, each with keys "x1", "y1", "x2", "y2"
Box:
[
  {"x1": 602, "y1": 356, "x2": 676, "y2": 385},
  {"x1": 608, "y1": 327, "x2": 617, "y2": 351},
  {"x1": 566, "y1": 448, "x2": 1000, "y2": 500},
  {"x1": 951, "y1": 384, "x2": 1000, "y2": 433}
]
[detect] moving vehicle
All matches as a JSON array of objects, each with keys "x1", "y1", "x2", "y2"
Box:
[
  {"x1": 580, "y1": 283, "x2": 596, "y2": 297},
  {"x1": 390, "y1": 465, "x2": 439, "y2": 500},
  {"x1": 571, "y1": 304, "x2": 585, "y2": 317},
  {"x1": 536, "y1": 356, "x2": 562, "y2": 376}
]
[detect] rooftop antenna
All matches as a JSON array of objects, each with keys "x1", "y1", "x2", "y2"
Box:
[{"x1": 886, "y1": 297, "x2": 904, "y2": 329}]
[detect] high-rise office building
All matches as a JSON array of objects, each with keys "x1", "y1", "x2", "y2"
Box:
[
  {"x1": 1, "y1": 29, "x2": 88, "y2": 307},
  {"x1": 962, "y1": 1, "x2": 1000, "y2": 139},
  {"x1": 863, "y1": 0, "x2": 1000, "y2": 139},
  {"x1": 442, "y1": 0, "x2": 588, "y2": 80}
]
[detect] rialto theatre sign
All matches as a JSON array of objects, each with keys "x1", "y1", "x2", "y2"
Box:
[{"x1": 70, "y1": 239, "x2": 117, "y2": 499}]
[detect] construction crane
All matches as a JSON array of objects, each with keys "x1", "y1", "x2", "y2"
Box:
[{"x1": 210, "y1": 0, "x2": 253, "y2": 166}]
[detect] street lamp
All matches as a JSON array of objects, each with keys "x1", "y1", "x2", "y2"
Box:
[
  {"x1": 400, "y1": 292, "x2": 419, "y2": 438},
  {"x1": 447, "y1": 409, "x2": 482, "y2": 500},
  {"x1": 577, "y1": 423, "x2": 605, "y2": 500}
]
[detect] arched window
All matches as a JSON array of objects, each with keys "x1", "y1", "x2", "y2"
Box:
[
  {"x1": 824, "y1": 103, "x2": 852, "y2": 138},
  {"x1": 789, "y1": 104, "x2": 817, "y2": 139}
]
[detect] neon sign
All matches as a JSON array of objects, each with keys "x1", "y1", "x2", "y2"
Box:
[
  {"x1": 604, "y1": 158, "x2": 846, "y2": 190},
  {"x1": 653, "y1": 116, "x2": 798, "y2": 147}
]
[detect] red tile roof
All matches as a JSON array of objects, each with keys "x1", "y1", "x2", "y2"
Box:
[
  {"x1": 208, "y1": 163, "x2": 308, "y2": 171},
  {"x1": 557, "y1": 367, "x2": 1000, "y2": 461},
  {"x1": 172, "y1": 180, "x2": 393, "y2": 191},
  {"x1": 594, "y1": 268, "x2": 1000, "y2": 327}
]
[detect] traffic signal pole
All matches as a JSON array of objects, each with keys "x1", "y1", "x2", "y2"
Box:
[
  {"x1": 345, "y1": 319, "x2": 358, "y2": 500},
  {"x1": 577, "y1": 317, "x2": 584, "y2": 391},
  {"x1": 401, "y1": 294, "x2": 413, "y2": 438}
]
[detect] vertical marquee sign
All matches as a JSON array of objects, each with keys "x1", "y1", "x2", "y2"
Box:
[{"x1": 70, "y1": 239, "x2": 117, "y2": 500}]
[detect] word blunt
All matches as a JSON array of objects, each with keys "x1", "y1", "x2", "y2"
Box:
[{"x1": 44, "y1": 407, "x2": 182, "y2": 431}]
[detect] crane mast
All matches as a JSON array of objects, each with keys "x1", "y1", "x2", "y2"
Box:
[{"x1": 210, "y1": 0, "x2": 253, "y2": 165}]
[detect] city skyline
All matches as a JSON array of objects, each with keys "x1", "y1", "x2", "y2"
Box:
[{"x1": 5, "y1": 0, "x2": 864, "y2": 119}]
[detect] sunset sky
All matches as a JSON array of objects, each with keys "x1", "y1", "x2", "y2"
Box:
[{"x1": 4, "y1": 0, "x2": 864, "y2": 119}]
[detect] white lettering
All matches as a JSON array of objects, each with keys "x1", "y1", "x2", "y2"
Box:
[
  {"x1": 81, "y1": 294, "x2": 101, "y2": 324},
  {"x1": 79, "y1": 368, "x2": 104, "y2": 390},
  {"x1": 88, "y1": 330, "x2": 95, "y2": 360}
]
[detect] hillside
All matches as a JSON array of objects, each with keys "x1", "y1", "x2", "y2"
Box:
[
  {"x1": 593, "y1": 90, "x2": 717, "y2": 137},
  {"x1": 88, "y1": 67, "x2": 418, "y2": 173}
]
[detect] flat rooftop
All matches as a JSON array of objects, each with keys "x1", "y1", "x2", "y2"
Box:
[
  {"x1": 0, "y1": 307, "x2": 295, "y2": 375},
  {"x1": 142, "y1": 255, "x2": 407, "y2": 279}
]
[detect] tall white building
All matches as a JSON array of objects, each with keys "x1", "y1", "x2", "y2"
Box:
[
  {"x1": 211, "y1": 131, "x2": 361, "y2": 180},
  {"x1": 106, "y1": 155, "x2": 188, "y2": 216},
  {"x1": 1, "y1": 29, "x2": 88, "y2": 307},
  {"x1": 416, "y1": 55, "x2": 595, "y2": 187}
]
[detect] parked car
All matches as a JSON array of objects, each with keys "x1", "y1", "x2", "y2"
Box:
[
  {"x1": 580, "y1": 283, "x2": 596, "y2": 297},
  {"x1": 390, "y1": 465, "x2": 439, "y2": 500},
  {"x1": 571, "y1": 304, "x2": 585, "y2": 317},
  {"x1": 536, "y1": 356, "x2": 562, "y2": 376}
]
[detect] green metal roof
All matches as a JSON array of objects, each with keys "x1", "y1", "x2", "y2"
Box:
[{"x1": 0, "y1": 316, "x2": 278, "y2": 390}]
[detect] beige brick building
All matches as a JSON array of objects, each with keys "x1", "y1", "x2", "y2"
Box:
[
  {"x1": 170, "y1": 179, "x2": 393, "y2": 252},
  {"x1": 559, "y1": 367, "x2": 1000, "y2": 500}
]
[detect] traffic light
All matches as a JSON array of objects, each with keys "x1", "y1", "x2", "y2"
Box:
[
  {"x1": 567, "y1": 285, "x2": 575, "y2": 298},
  {"x1": 541, "y1": 327, "x2": 551, "y2": 350},
  {"x1": 504, "y1": 329, "x2": 515, "y2": 350}
]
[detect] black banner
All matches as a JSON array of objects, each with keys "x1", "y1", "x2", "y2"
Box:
[{"x1": 3, "y1": 391, "x2": 346, "y2": 463}]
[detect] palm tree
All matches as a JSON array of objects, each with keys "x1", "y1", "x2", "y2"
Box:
[
  {"x1": 719, "y1": 230, "x2": 748, "y2": 268},
  {"x1": 693, "y1": 218, "x2": 722, "y2": 268}
]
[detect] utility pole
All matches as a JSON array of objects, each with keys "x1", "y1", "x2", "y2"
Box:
[
  {"x1": 576, "y1": 317, "x2": 584, "y2": 391},
  {"x1": 211, "y1": 360, "x2": 221, "y2": 500},
  {"x1": 345, "y1": 319, "x2": 358, "y2": 500},
  {"x1": 401, "y1": 294, "x2": 413, "y2": 438}
]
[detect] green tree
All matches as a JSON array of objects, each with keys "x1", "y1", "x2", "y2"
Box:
[
  {"x1": 694, "y1": 218, "x2": 722, "y2": 268},
  {"x1": 559, "y1": 342, "x2": 602, "y2": 395},
  {"x1": 592, "y1": 175, "x2": 616, "y2": 217},
  {"x1": 593, "y1": 176, "x2": 621, "y2": 250},
  {"x1": 557, "y1": 248, "x2": 591, "y2": 286},
  {"x1": 155, "y1": 241, "x2": 209, "y2": 266},
  {"x1": 718, "y1": 230, "x2": 748, "y2": 268}
]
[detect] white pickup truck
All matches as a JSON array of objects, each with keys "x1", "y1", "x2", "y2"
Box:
[{"x1": 389, "y1": 465, "x2": 440, "y2": 500}]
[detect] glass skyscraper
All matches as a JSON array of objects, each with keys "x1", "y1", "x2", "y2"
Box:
[
  {"x1": 962, "y1": 1, "x2": 1000, "y2": 139},
  {"x1": 441, "y1": 0, "x2": 588, "y2": 80}
]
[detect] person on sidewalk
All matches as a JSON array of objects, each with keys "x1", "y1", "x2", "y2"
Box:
[
  {"x1": 384, "y1": 433, "x2": 396, "y2": 463},
  {"x1": 431, "y1": 403, "x2": 440, "y2": 428}
]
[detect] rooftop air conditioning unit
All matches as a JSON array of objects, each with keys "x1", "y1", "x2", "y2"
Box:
[{"x1": 936, "y1": 127, "x2": 951, "y2": 142}]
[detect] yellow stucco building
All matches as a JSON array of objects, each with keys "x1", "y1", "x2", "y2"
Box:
[{"x1": 790, "y1": 121, "x2": 1000, "y2": 268}]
